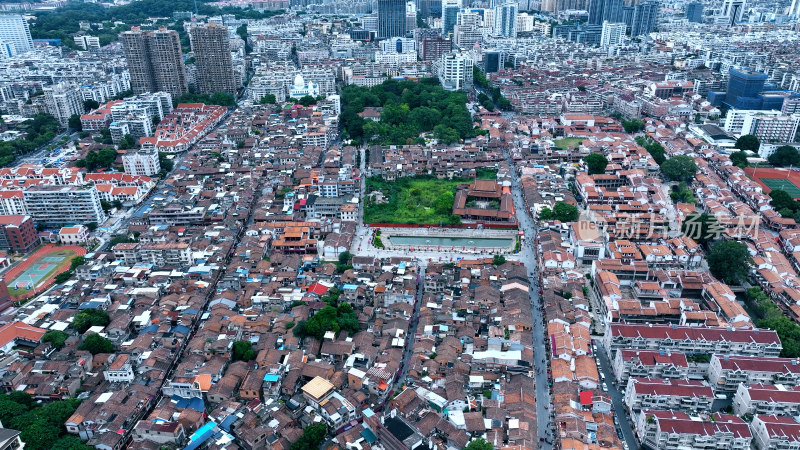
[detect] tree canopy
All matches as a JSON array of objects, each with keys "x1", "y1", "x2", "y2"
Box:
[
  {"x1": 0, "y1": 393, "x2": 86, "y2": 450},
  {"x1": 232, "y1": 340, "x2": 256, "y2": 362},
  {"x1": 340, "y1": 78, "x2": 478, "y2": 145},
  {"x1": 735, "y1": 134, "x2": 760, "y2": 151},
  {"x1": 0, "y1": 114, "x2": 61, "y2": 167},
  {"x1": 72, "y1": 309, "x2": 110, "y2": 333},
  {"x1": 42, "y1": 330, "x2": 68, "y2": 349},
  {"x1": 707, "y1": 240, "x2": 752, "y2": 285},
  {"x1": 680, "y1": 212, "x2": 719, "y2": 245},
  {"x1": 636, "y1": 136, "x2": 666, "y2": 165},
  {"x1": 78, "y1": 333, "x2": 113, "y2": 355},
  {"x1": 622, "y1": 119, "x2": 645, "y2": 133},
  {"x1": 493, "y1": 254, "x2": 506, "y2": 266},
  {"x1": 768, "y1": 145, "x2": 800, "y2": 167},
  {"x1": 75, "y1": 148, "x2": 117, "y2": 171},
  {"x1": 584, "y1": 153, "x2": 608, "y2": 175},
  {"x1": 465, "y1": 438, "x2": 494, "y2": 450},
  {"x1": 729, "y1": 150, "x2": 749, "y2": 168},
  {"x1": 174, "y1": 92, "x2": 236, "y2": 107},
  {"x1": 290, "y1": 423, "x2": 327, "y2": 450},
  {"x1": 294, "y1": 302, "x2": 360, "y2": 340},
  {"x1": 661, "y1": 155, "x2": 698, "y2": 181},
  {"x1": 539, "y1": 202, "x2": 579, "y2": 222}
]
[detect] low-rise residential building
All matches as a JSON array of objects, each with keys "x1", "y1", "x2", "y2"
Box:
[{"x1": 624, "y1": 378, "x2": 714, "y2": 413}]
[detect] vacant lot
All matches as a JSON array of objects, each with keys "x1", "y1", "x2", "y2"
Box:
[
  {"x1": 365, "y1": 176, "x2": 468, "y2": 225},
  {"x1": 554, "y1": 137, "x2": 585, "y2": 149}
]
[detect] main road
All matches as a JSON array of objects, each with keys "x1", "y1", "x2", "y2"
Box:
[{"x1": 503, "y1": 146, "x2": 555, "y2": 448}]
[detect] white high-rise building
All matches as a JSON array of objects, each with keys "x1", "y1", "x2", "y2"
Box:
[
  {"x1": 516, "y1": 12, "x2": 535, "y2": 32},
  {"x1": 493, "y1": 3, "x2": 518, "y2": 37},
  {"x1": 0, "y1": 15, "x2": 33, "y2": 56},
  {"x1": 43, "y1": 82, "x2": 83, "y2": 126},
  {"x1": 724, "y1": 109, "x2": 800, "y2": 143},
  {"x1": 123, "y1": 149, "x2": 161, "y2": 177},
  {"x1": 790, "y1": 0, "x2": 800, "y2": 17},
  {"x1": 721, "y1": 0, "x2": 746, "y2": 26},
  {"x1": 600, "y1": 21, "x2": 626, "y2": 47},
  {"x1": 436, "y1": 51, "x2": 474, "y2": 91},
  {"x1": 74, "y1": 35, "x2": 101, "y2": 51}
]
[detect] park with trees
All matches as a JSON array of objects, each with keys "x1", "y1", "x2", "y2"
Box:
[
  {"x1": 364, "y1": 176, "x2": 465, "y2": 225},
  {"x1": 339, "y1": 78, "x2": 480, "y2": 145}
]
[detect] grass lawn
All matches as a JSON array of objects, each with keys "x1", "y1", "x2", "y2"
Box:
[
  {"x1": 761, "y1": 178, "x2": 800, "y2": 198},
  {"x1": 476, "y1": 168, "x2": 498, "y2": 179},
  {"x1": 554, "y1": 137, "x2": 585, "y2": 149},
  {"x1": 365, "y1": 176, "x2": 467, "y2": 225}
]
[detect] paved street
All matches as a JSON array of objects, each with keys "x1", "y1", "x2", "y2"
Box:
[
  {"x1": 594, "y1": 339, "x2": 639, "y2": 449},
  {"x1": 504, "y1": 146, "x2": 554, "y2": 448}
]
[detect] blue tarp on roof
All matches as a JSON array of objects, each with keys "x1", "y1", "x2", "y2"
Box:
[
  {"x1": 172, "y1": 395, "x2": 205, "y2": 411},
  {"x1": 140, "y1": 324, "x2": 159, "y2": 334},
  {"x1": 263, "y1": 373, "x2": 280, "y2": 382},
  {"x1": 219, "y1": 415, "x2": 237, "y2": 432},
  {"x1": 172, "y1": 325, "x2": 190, "y2": 335},
  {"x1": 361, "y1": 428, "x2": 377, "y2": 443},
  {"x1": 185, "y1": 422, "x2": 216, "y2": 450}
]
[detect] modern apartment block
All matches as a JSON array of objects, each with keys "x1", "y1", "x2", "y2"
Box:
[
  {"x1": 190, "y1": 23, "x2": 237, "y2": 95},
  {"x1": 435, "y1": 51, "x2": 473, "y2": 91},
  {"x1": 123, "y1": 149, "x2": 161, "y2": 177},
  {"x1": 723, "y1": 109, "x2": 800, "y2": 142},
  {"x1": 120, "y1": 27, "x2": 188, "y2": 98},
  {"x1": 0, "y1": 14, "x2": 33, "y2": 56},
  {"x1": 22, "y1": 186, "x2": 107, "y2": 226},
  {"x1": 43, "y1": 82, "x2": 83, "y2": 126}
]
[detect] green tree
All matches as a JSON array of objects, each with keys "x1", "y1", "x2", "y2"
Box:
[
  {"x1": 622, "y1": 119, "x2": 645, "y2": 133},
  {"x1": 70, "y1": 256, "x2": 85, "y2": 270},
  {"x1": 584, "y1": 153, "x2": 608, "y2": 175},
  {"x1": 539, "y1": 207, "x2": 552, "y2": 221},
  {"x1": 72, "y1": 309, "x2": 110, "y2": 333},
  {"x1": 636, "y1": 136, "x2": 666, "y2": 165},
  {"x1": 465, "y1": 438, "x2": 494, "y2": 450},
  {"x1": 0, "y1": 397, "x2": 28, "y2": 425},
  {"x1": 117, "y1": 133, "x2": 136, "y2": 150},
  {"x1": 768, "y1": 145, "x2": 800, "y2": 167},
  {"x1": 493, "y1": 254, "x2": 506, "y2": 266},
  {"x1": 708, "y1": 240, "x2": 752, "y2": 285},
  {"x1": 82, "y1": 99, "x2": 99, "y2": 111},
  {"x1": 232, "y1": 340, "x2": 256, "y2": 362},
  {"x1": 552, "y1": 202, "x2": 579, "y2": 222},
  {"x1": 290, "y1": 423, "x2": 327, "y2": 450},
  {"x1": 19, "y1": 420, "x2": 61, "y2": 450},
  {"x1": 51, "y1": 435, "x2": 93, "y2": 450},
  {"x1": 757, "y1": 316, "x2": 800, "y2": 358},
  {"x1": 681, "y1": 212, "x2": 719, "y2": 245},
  {"x1": 67, "y1": 114, "x2": 82, "y2": 131},
  {"x1": 770, "y1": 189, "x2": 797, "y2": 212},
  {"x1": 729, "y1": 151, "x2": 749, "y2": 168},
  {"x1": 54, "y1": 271, "x2": 72, "y2": 284},
  {"x1": 338, "y1": 251, "x2": 353, "y2": 265},
  {"x1": 78, "y1": 333, "x2": 113, "y2": 354},
  {"x1": 260, "y1": 93, "x2": 277, "y2": 104},
  {"x1": 41, "y1": 330, "x2": 68, "y2": 349},
  {"x1": 661, "y1": 155, "x2": 698, "y2": 181},
  {"x1": 298, "y1": 95, "x2": 316, "y2": 106},
  {"x1": 735, "y1": 134, "x2": 760, "y2": 151},
  {"x1": 433, "y1": 124, "x2": 460, "y2": 144}
]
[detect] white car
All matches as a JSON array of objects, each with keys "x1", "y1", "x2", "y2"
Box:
[
  {"x1": 623, "y1": 443, "x2": 629, "y2": 450},
  {"x1": 602, "y1": 382, "x2": 608, "y2": 391}
]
